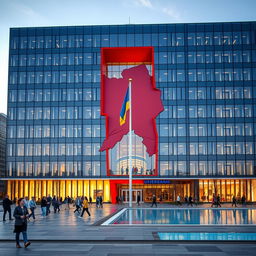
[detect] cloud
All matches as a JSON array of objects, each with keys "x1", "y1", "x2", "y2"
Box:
[
  {"x1": 134, "y1": 0, "x2": 153, "y2": 9},
  {"x1": 162, "y1": 7, "x2": 181, "y2": 21},
  {"x1": 132, "y1": 1, "x2": 182, "y2": 22},
  {"x1": 9, "y1": 1, "x2": 48, "y2": 23}
]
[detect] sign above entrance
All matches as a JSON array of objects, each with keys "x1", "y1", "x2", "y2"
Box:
[{"x1": 144, "y1": 180, "x2": 171, "y2": 184}]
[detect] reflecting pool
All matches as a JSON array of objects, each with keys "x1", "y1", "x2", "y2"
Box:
[{"x1": 104, "y1": 208, "x2": 256, "y2": 225}]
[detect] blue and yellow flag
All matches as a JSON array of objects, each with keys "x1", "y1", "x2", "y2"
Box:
[{"x1": 120, "y1": 88, "x2": 130, "y2": 126}]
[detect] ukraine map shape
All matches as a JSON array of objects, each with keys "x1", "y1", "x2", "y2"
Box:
[{"x1": 100, "y1": 64, "x2": 164, "y2": 156}]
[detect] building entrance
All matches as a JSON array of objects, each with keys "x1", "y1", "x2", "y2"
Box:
[
  {"x1": 121, "y1": 189, "x2": 143, "y2": 203},
  {"x1": 119, "y1": 181, "x2": 195, "y2": 203}
]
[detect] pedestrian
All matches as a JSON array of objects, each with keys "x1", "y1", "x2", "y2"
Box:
[
  {"x1": 28, "y1": 197, "x2": 36, "y2": 220},
  {"x1": 116, "y1": 195, "x2": 119, "y2": 204},
  {"x1": 41, "y1": 196, "x2": 47, "y2": 217},
  {"x1": 67, "y1": 196, "x2": 71, "y2": 209},
  {"x1": 56, "y1": 197, "x2": 61, "y2": 212},
  {"x1": 96, "y1": 196, "x2": 100, "y2": 208},
  {"x1": 232, "y1": 195, "x2": 237, "y2": 207},
  {"x1": 89, "y1": 196, "x2": 92, "y2": 205},
  {"x1": 99, "y1": 196, "x2": 103, "y2": 208},
  {"x1": 46, "y1": 194, "x2": 52, "y2": 215},
  {"x1": 13, "y1": 198, "x2": 31, "y2": 248},
  {"x1": 211, "y1": 194, "x2": 216, "y2": 207},
  {"x1": 185, "y1": 195, "x2": 188, "y2": 206},
  {"x1": 23, "y1": 197, "x2": 29, "y2": 209},
  {"x1": 80, "y1": 196, "x2": 84, "y2": 209},
  {"x1": 151, "y1": 194, "x2": 157, "y2": 207},
  {"x1": 176, "y1": 195, "x2": 182, "y2": 206},
  {"x1": 2, "y1": 194, "x2": 13, "y2": 221},
  {"x1": 241, "y1": 195, "x2": 246, "y2": 206},
  {"x1": 79, "y1": 197, "x2": 91, "y2": 218},
  {"x1": 188, "y1": 195, "x2": 193, "y2": 207},
  {"x1": 63, "y1": 197, "x2": 67, "y2": 210},
  {"x1": 217, "y1": 194, "x2": 221, "y2": 207},
  {"x1": 52, "y1": 196, "x2": 60, "y2": 213},
  {"x1": 74, "y1": 196, "x2": 81, "y2": 214},
  {"x1": 137, "y1": 193, "x2": 141, "y2": 206}
]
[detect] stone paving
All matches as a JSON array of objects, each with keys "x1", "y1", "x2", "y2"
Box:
[{"x1": 0, "y1": 203, "x2": 256, "y2": 255}]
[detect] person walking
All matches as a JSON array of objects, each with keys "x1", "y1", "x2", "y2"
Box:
[
  {"x1": 188, "y1": 195, "x2": 193, "y2": 207},
  {"x1": 176, "y1": 195, "x2": 182, "y2": 206},
  {"x1": 56, "y1": 197, "x2": 61, "y2": 213},
  {"x1": 211, "y1": 194, "x2": 216, "y2": 207},
  {"x1": 89, "y1": 196, "x2": 92, "y2": 205},
  {"x1": 137, "y1": 193, "x2": 141, "y2": 206},
  {"x1": 232, "y1": 195, "x2": 237, "y2": 207},
  {"x1": 23, "y1": 197, "x2": 29, "y2": 209},
  {"x1": 185, "y1": 195, "x2": 188, "y2": 206},
  {"x1": 151, "y1": 195, "x2": 157, "y2": 207},
  {"x1": 96, "y1": 196, "x2": 100, "y2": 208},
  {"x1": 217, "y1": 194, "x2": 221, "y2": 207},
  {"x1": 13, "y1": 198, "x2": 31, "y2": 248},
  {"x1": 74, "y1": 196, "x2": 81, "y2": 214},
  {"x1": 59, "y1": 197, "x2": 63, "y2": 206},
  {"x1": 79, "y1": 197, "x2": 91, "y2": 218},
  {"x1": 67, "y1": 196, "x2": 71, "y2": 209},
  {"x1": 52, "y1": 196, "x2": 60, "y2": 213},
  {"x1": 46, "y1": 195, "x2": 52, "y2": 215},
  {"x1": 28, "y1": 197, "x2": 36, "y2": 220},
  {"x1": 63, "y1": 197, "x2": 67, "y2": 210},
  {"x1": 241, "y1": 195, "x2": 246, "y2": 206},
  {"x1": 159, "y1": 195, "x2": 163, "y2": 204},
  {"x1": 41, "y1": 197, "x2": 47, "y2": 217},
  {"x1": 99, "y1": 196, "x2": 103, "y2": 208},
  {"x1": 2, "y1": 194, "x2": 13, "y2": 221}
]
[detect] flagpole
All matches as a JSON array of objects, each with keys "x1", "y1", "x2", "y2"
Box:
[{"x1": 128, "y1": 78, "x2": 132, "y2": 208}]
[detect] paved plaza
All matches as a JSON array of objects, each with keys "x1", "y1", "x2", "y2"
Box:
[{"x1": 0, "y1": 203, "x2": 256, "y2": 255}]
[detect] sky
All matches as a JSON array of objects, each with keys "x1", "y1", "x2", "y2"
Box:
[{"x1": 0, "y1": 0, "x2": 255, "y2": 114}]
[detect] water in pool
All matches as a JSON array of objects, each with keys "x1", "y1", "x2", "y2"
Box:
[
  {"x1": 158, "y1": 232, "x2": 256, "y2": 241},
  {"x1": 109, "y1": 208, "x2": 256, "y2": 225}
]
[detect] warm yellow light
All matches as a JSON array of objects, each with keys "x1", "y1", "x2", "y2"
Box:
[
  {"x1": 47, "y1": 180, "x2": 53, "y2": 196},
  {"x1": 78, "y1": 180, "x2": 83, "y2": 196},
  {"x1": 84, "y1": 180, "x2": 89, "y2": 198},
  {"x1": 42, "y1": 181, "x2": 46, "y2": 197},
  {"x1": 24, "y1": 180, "x2": 29, "y2": 198},
  {"x1": 104, "y1": 180, "x2": 110, "y2": 202},
  {"x1": 90, "y1": 180, "x2": 96, "y2": 201},
  {"x1": 60, "y1": 180, "x2": 65, "y2": 199},
  {"x1": 66, "y1": 181, "x2": 71, "y2": 197},
  {"x1": 29, "y1": 180, "x2": 34, "y2": 199},
  {"x1": 7, "y1": 181, "x2": 11, "y2": 198},
  {"x1": 19, "y1": 181, "x2": 24, "y2": 199},
  {"x1": 72, "y1": 180, "x2": 77, "y2": 198},
  {"x1": 15, "y1": 181, "x2": 19, "y2": 199}
]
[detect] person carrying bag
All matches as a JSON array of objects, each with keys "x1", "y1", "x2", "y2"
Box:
[{"x1": 13, "y1": 198, "x2": 31, "y2": 248}]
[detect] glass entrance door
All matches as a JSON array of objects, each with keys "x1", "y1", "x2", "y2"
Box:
[{"x1": 121, "y1": 189, "x2": 143, "y2": 203}]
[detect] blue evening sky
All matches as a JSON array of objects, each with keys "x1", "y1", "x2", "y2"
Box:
[{"x1": 0, "y1": 0, "x2": 255, "y2": 113}]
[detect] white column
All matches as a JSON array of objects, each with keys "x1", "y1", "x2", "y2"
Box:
[{"x1": 128, "y1": 78, "x2": 132, "y2": 208}]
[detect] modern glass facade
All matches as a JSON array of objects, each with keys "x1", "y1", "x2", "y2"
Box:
[
  {"x1": 5, "y1": 21, "x2": 256, "y2": 202},
  {"x1": 0, "y1": 113, "x2": 7, "y2": 197}
]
